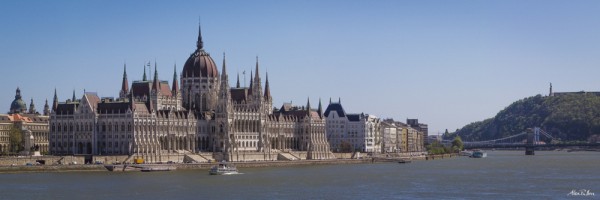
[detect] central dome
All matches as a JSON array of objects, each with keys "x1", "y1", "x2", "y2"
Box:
[
  {"x1": 182, "y1": 25, "x2": 218, "y2": 78},
  {"x1": 183, "y1": 49, "x2": 218, "y2": 78}
]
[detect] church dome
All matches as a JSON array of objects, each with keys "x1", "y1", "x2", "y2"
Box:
[
  {"x1": 10, "y1": 88, "x2": 27, "y2": 114},
  {"x1": 182, "y1": 25, "x2": 218, "y2": 78}
]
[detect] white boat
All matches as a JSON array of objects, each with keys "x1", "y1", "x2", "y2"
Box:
[
  {"x1": 459, "y1": 150, "x2": 473, "y2": 156},
  {"x1": 470, "y1": 150, "x2": 487, "y2": 158},
  {"x1": 209, "y1": 161, "x2": 238, "y2": 175}
]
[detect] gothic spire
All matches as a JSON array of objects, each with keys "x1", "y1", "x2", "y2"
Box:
[
  {"x1": 318, "y1": 98, "x2": 323, "y2": 118},
  {"x1": 221, "y1": 52, "x2": 228, "y2": 80},
  {"x1": 172, "y1": 63, "x2": 179, "y2": 95},
  {"x1": 72, "y1": 90, "x2": 76, "y2": 101},
  {"x1": 52, "y1": 88, "x2": 58, "y2": 111},
  {"x1": 236, "y1": 72, "x2": 240, "y2": 88},
  {"x1": 255, "y1": 56, "x2": 260, "y2": 81},
  {"x1": 142, "y1": 64, "x2": 147, "y2": 81},
  {"x1": 121, "y1": 63, "x2": 129, "y2": 94},
  {"x1": 264, "y1": 72, "x2": 271, "y2": 100},
  {"x1": 197, "y1": 22, "x2": 204, "y2": 50},
  {"x1": 249, "y1": 70, "x2": 253, "y2": 94},
  {"x1": 220, "y1": 53, "x2": 230, "y2": 99},
  {"x1": 153, "y1": 62, "x2": 160, "y2": 91}
]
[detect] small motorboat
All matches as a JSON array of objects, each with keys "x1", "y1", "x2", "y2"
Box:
[
  {"x1": 209, "y1": 161, "x2": 238, "y2": 175},
  {"x1": 398, "y1": 159, "x2": 412, "y2": 164},
  {"x1": 470, "y1": 150, "x2": 487, "y2": 158}
]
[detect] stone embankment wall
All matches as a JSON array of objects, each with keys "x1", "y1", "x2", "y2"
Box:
[
  {"x1": 229, "y1": 152, "x2": 279, "y2": 162},
  {"x1": 332, "y1": 153, "x2": 353, "y2": 159},
  {"x1": 0, "y1": 156, "x2": 84, "y2": 166}
]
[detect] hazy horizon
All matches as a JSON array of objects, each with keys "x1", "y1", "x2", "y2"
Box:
[{"x1": 2, "y1": 1, "x2": 599, "y2": 134}]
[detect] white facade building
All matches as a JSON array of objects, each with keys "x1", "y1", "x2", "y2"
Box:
[
  {"x1": 380, "y1": 121, "x2": 398, "y2": 153},
  {"x1": 324, "y1": 100, "x2": 381, "y2": 153}
]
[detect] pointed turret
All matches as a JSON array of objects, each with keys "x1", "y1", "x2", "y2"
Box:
[
  {"x1": 220, "y1": 53, "x2": 231, "y2": 100},
  {"x1": 197, "y1": 22, "x2": 204, "y2": 50},
  {"x1": 249, "y1": 70, "x2": 253, "y2": 94},
  {"x1": 72, "y1": 90, "x2": 76, "y2": 101},
  {"x1": 549, "y1": 82, "x2": 553, "y2": 97},
  {"x1": 120, "y1": 63, "x2": 129, "y2": 98},
  {"x1": 152, "y1": 62, "x2": 160, "y2": 92},
  {"x1": 29, "y1": 98, "x2": 36, "y2": 114},
  {"x1": 52, "y1": 88, "x2": 58, "y2": 111},
  {"x1": 255, "y1": 56, "x2": 260, "y2": 81},
  {"x1": 264, "y1": 72, "x2": 271, "y2": 100},
  {"x1": 43, "y1": 99, "x2": 50, "y2": 116},
  {"x1": 253, "y1": 57, "x2": 263, "y2": 100},
  {"x1": 172, "y1": 63, "x2": 179, "y2": 95},
  {"x1": 221, "y1": 53, "x2": 228, "y2": 81},
  {"x1": 142, "y1": 64, "x2": 147, "y2": 81},
  {"x1": 236, "y1": 72, "x2": 240, "y2": 88},
  {"x1": 318, "y1": 98, "x2": 323, "y2": 118}
]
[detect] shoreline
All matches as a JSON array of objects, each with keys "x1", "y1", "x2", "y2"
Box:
[{"x1": 0, "y1": 156, "x2": 433, "y2": 173}]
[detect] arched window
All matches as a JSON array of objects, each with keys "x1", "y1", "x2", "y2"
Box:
[
  {"x1": 102, "y1": 123, "x2": 106, "y2": 132},
  {"x1": 127, "y1": 122, "x2": 131, "y2": 131},
  {"x1": 121, "y1": 122, "x2": 125, "y2": 132},
  {"x1": 108, "y1": 122, "x2": 112, "y2": 132}
]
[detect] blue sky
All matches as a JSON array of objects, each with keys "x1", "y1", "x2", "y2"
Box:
[{"x1": 1, "y1": 1, "x2": 599, "y2": 134}]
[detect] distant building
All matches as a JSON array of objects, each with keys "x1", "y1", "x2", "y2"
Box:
[
  {"x1": 324, "y1": 99, "x2": 381, "y2": 153},
  {"x1": 0, "y1": 88, "x2": 50, "y2": 154},
  {"x1": 407, "y1": 119, "x2": 428, "y2": 146},
  {"x1": 379, "y1": 121, "x2": 398, "y2": 153},
  {"x1": 382, "y1": 119, "x2": 424, "y2": 153},
  {"x1": 427, "y1": 135, "x2": 442, "y2": 144}
]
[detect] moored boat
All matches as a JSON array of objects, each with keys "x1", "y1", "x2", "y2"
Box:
[
  {"x1": 470, "y1": 150, "x2": 487, "y2": 158},
  {"x1": 209, "y1": 161, "x2": 238, "y2": 175},
  {"x1": 459, "y1": 150, "x2": 473, "y2": 156}
]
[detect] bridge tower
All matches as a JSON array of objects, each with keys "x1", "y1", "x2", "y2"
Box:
[{"x1": 525, "y1": 128, "x2": 538, "y2": 155}]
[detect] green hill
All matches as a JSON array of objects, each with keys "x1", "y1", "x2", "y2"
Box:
[{"x1": 445, "y1": 94, "x2": 600, "y2": 142}]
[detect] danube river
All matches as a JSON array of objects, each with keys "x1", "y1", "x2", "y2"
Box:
[{"x1": 1, "y1": 151, "x2": 598, "y2": 199}]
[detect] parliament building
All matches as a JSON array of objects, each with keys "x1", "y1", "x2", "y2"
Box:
[{"x1": 49, "y1": 25, "x2": 333, "y2": 162}]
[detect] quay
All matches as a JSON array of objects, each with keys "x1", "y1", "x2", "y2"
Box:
[{"x1": 0, "y1": 154, "x2": 439, "y2": 173}]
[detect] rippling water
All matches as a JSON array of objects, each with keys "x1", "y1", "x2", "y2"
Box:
[{"x1": 1, "y1": 151, "x2": 598, "y2": 199}]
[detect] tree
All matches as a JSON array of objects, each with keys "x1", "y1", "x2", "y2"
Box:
[
  {"x1": 339, "y1": 140, "x2": 353, "y2": 153},
  {"x1": 451, "y1": 136, "x2": 463, "y2": 152},
  {"x1": 9, "y1": 125, "x2": 22, "y2": 153}
]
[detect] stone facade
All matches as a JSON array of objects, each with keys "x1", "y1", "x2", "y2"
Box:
[
  {"x1": 324, "y1": 100, "x2": 381, "y2": 153},
  {"x1": 0, "y1": 88, "x2": 50, "y2": 154},
  {"x1": 380, "y1": 121, "x2": 398, "y2": 153},
  {"x1": 49, "y1": 25, "x2": 334, "y2": 162}
]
